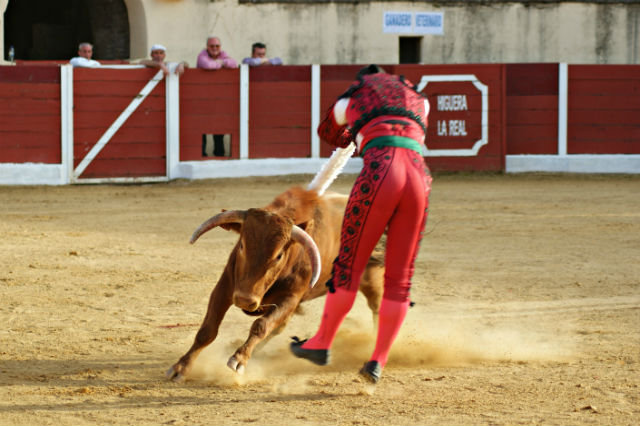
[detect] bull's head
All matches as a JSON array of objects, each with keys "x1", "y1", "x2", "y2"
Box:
[{"x1": 190, "y1": 209, "x2": 321, "y2": 312}]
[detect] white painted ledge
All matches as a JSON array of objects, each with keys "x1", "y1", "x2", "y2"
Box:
[
  {"x1": 0, "y1": 163, "x2": 69, "y2": 185},
  {"x1": 4, "y1": 155, "x2": 639, "y2": 186},
  {"x1": 175, "y1": 158, "x2": 364, "y2": 180},
  {"x1": 506, "y1": 155, "x2": 640, "y2": 174}
]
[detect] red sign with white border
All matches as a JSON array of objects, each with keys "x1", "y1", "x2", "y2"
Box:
[{"x1": 417, "y1": 75, "x2": 489, "y2": 156}]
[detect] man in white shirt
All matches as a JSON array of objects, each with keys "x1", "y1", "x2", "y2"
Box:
[
  {"x1": 139, "y1": 44, "x2": 187, "y2": 75},
  {"x1": 69, "y1": 42, "x2": 101, "y2": 68}
]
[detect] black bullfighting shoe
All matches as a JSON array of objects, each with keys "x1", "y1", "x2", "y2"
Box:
[
  {"x1": 359, "y1": 360, "x2": 382, "y2": 383},
  {"x1": 290, "y1": 336, "x2": 330, "y2": 366}
]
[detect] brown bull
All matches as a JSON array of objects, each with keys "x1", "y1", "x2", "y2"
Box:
[{"x1": 166, "y1": 186, "x2": 384, "y2": 381}]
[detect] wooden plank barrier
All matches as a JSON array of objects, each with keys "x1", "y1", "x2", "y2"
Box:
[
  {"x1": 568, "y1": 65, "x2": 640, "y2": 155},
  {"x1": 505, "y1": 63, "x2": 559, "y2": 155},
  {"x1": 0, "y1": 66, "x2": 61, "y2": 164},
  {"x1": 1, "y1": 63, "x2": 638, "y2": 184},
  {"x1": 73, "y1": 68, "x2": 166, "y2": 179},
  {"x1": 179, "y1": 69, "x2": 240, "y2": 161},
  {"x1": 247, "y1": 66, "x2": 312, "y2": 158}
]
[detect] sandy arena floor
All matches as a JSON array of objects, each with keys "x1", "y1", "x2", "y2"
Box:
[{"x1": 0, "y1": 173, "x2": 638, "y2": 425}]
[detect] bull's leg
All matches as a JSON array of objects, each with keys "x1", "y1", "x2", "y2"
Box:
[
  {"x1": 166, "y1": 271, "x2": 233, "y2": 382},
  {"x1": 226, "y1": 294, "x2": 302, "y2": 374},
  {"x1": 359, "y1": 264, "x2": 384, "y2": 328},
  {"x1": 251, "y1": 314, "x2": 291, "y2": 353}
]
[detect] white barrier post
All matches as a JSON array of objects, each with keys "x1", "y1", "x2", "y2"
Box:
[
  {"x1": 166, "y1": 63, "x2": 180, "y2": 179},
  {"x1": 240, "y1": 64, "x2": 250, "y2": 159},
  {"x1": 558, "y1": 63, "x2": 568, "y2": 156},
  {"x1": 60, "y1": 64, "x2": 73, "y2": 184},
  {"x1": 311, "y1": 64, "x2": 320, "y2": 158}
]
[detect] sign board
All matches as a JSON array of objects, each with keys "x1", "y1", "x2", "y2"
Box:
[
  {"x1": 417, "y1": 75, "x2": 488, "y2": 156},
  {"x1": 415, "y1": 12, "x2": 444, "y2": 35},
  {"x1": 383, "y1": 11, "x2": 444, "y2": 35}
]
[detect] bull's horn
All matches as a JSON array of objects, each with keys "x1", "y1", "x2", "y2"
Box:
[
  {"x1": 190, "y1": 210, "x2": 247, "y2": 244},
  {"x1": 290, "y1": 225, "x2": 321, "y2": 288}
]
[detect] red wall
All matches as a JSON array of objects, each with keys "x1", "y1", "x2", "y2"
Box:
[
  {"x1": 249, "y1": 66, "x2": 312, "y2": 158},
  {"x1": 0, "y1": 66, "x2": 61, "y2": 163},
  {"x1": 180, "y1": 69, "x2": 240, "y2": 160},
  {"x1": 568, "y1": 65, "x2": 640, "y2": 154},
  {"x1": 2, "y1": 63, "x2": 639, "y2": 177},
  {"x1": 73, "y1": 68, "x2": 166, "y2": 178},
  {"x1": 505, "y1": 63, "x2": 559, "y2": 155}
]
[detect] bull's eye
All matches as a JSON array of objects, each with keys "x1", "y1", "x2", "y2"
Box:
[{"x1": 276, "y1": 252, "x2": 283, "y2": 261}]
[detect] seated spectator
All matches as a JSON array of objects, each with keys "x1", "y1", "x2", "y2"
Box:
[
  {"x1": 242, "y1": 42, "x2": 283, "y2": 67},
  {"x1": 196, "y1": 37, "x2": 237, "y2": 70},
  {"x1": 69, "y1": 42, "x2": 101, "y2": 68},
  {"x1": 139, "y1": 44, "x2": 188, "y2": 75}
]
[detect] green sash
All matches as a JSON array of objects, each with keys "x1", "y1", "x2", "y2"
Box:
[{"x1": 361, "y1": 136, "x2": 423, "y2": 156}]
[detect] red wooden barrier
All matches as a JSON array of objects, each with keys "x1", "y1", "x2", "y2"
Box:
[
  {"x1": 248, "y1": 66, "x2": 312, "y2": 158},
  {"x1": 568, "y1": 65, "x2": 640, "y2": 154},
  {"x1": 179, "y1": 69, "x2": 240, "y2": 160},
  {"x1": 2, "y1": 63, "x2": 638, "y2": 182},
  {"x1": 0, "y1": 66, "x2": 61, "y2": 163},
  {"x1": 73, "y1": 68, "x2": 166, "y2": 178},
  {"x1": 505, "y1": 63, "x2": 559, "y2": 155}
]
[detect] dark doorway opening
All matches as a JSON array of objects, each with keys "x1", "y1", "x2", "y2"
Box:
[
  {"x1": 399, "y1": 37, "x2": 422, "y2": 64},
  {"x1": 4, "y1": 0, "x2": 129, "y2": 61}
]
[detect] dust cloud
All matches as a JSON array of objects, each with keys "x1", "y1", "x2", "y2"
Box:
[
  {"x1": 392, "y1": 306, "x2": 575, "y2": 366},
  {"x1": 186, "y1": 299, "x2": 574, "y2": 388}
]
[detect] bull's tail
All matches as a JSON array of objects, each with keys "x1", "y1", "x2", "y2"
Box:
[{"x1": 307, "y1": 143, "x2": 356, "y2": 196}]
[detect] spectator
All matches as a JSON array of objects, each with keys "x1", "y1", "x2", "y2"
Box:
[
  {"x1": 196, "y1": 37, "x2": 237, "y2": 70},
  {"x1": 139, "y1": 44, "x2": 188, "y2": 76},
  {"x1": 69, "y1": 42, "x2": 101, "y2": 68},
  {"x1": 242, "y1": 42, "x2": 283, "y2": 67}
]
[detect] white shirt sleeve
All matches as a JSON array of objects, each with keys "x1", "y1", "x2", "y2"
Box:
[
  {"x1": 70, "y1": 57, "x2": 101, "y2": 68},
  {"x1": 333, "y1": 98, "x2": 350, "y2": 125}
]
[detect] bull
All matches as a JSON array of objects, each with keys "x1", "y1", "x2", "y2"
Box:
[{"x1": 166, "y1": 185, "x2": 384, "y2": 381}]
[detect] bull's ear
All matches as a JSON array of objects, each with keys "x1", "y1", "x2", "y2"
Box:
[
  {"x1": 296, "y1": 220, "x2": 310, "y2": 232},
  {"x1": 220, "y1": 223, "x2": 242, "y2": 234}
]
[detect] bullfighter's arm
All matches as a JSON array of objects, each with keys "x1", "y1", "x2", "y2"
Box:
[{"x1": 317, "y1": 99, "x2": 354, "y2": 148}]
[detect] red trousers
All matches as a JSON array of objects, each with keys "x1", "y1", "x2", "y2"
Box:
[{"x1": 331, "y1": 145, "x2": 432, "y2": 302}]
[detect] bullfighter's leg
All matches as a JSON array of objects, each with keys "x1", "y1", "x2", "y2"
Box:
[
  {"x1": 364, "y1": 149, "x2": 431, "y2": 382},
  {"x1": 166, "y1": 273, "x2": 233, "y2": 382},
  {"x1": 294, "y1": 147, "x2": 397, "y2": 354},
  {"x1": 227, "y1": 292, "x2": 303, "y2": 374}
]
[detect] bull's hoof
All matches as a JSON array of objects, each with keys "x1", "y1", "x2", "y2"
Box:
[
  {"x1": 166, "y1": 366, "x2": 186, "y2": 382},
  {"x1": 227, "y1": 356, "x2": 246, "y2": 375}
]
